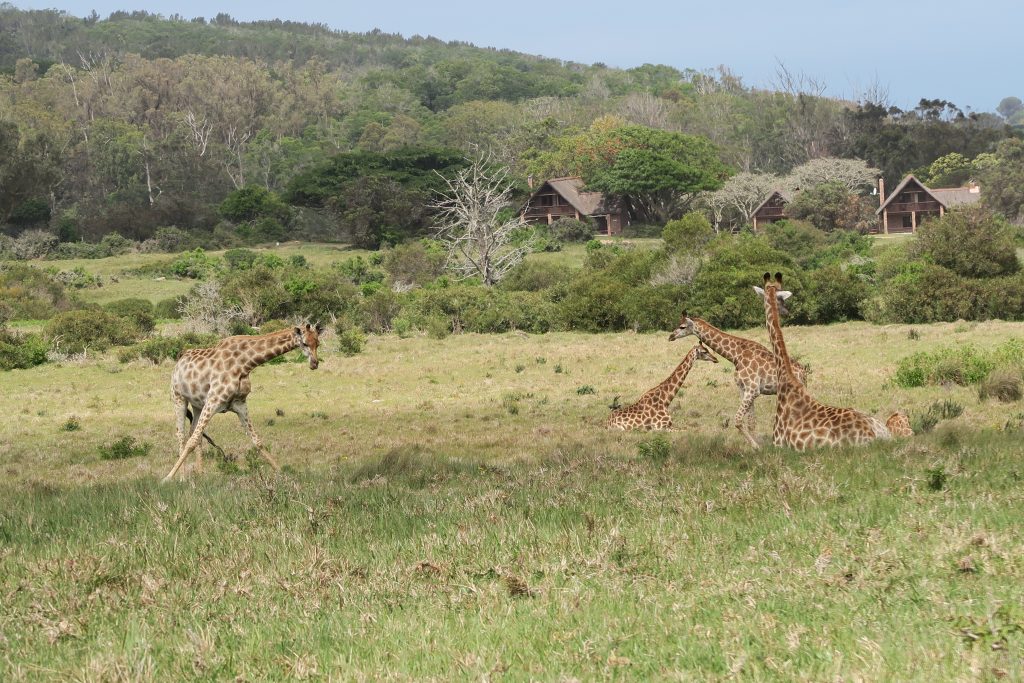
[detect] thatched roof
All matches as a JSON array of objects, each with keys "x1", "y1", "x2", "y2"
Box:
[
  {"x1": 534, "y1": 176, "x2": 609, "y2": 215},
  {"x1": 751, "y1": 189, "x2": 795, "y2": 216}
]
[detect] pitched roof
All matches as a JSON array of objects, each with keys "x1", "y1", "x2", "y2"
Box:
[
  {"x1": 533, "y1": 176, "x2": 609, "y2": 215},
  {"x1": 876, "y1": 174, "x2": 981, "y2": 214},
  {"x1": 751, "y1": 189, "x2": 795, "y2": 217},
  {"x1": 931, "y1": 186, "x2": 982, "y2": 207}
]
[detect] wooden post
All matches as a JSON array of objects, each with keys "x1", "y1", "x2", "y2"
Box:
[
  {"x1": 911, "y1": 211, "x2": 917, "y2": 233},
  {"x1": 883, "y1": 210, "x2": 888, "y2": 235}
]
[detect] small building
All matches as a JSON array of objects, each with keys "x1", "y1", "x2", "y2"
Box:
[
  {"x1": 750, "y1": 190, "x2": 793, "y2": 231},
  {"x1": 521, "y1": 176, "x2": 626, "y2": 236},
  {"x1": 876, "y1": 175, "x2": 981, "y2": 234}
]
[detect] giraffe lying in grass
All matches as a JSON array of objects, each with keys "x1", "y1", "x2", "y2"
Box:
[
  {"x1": 607, "y1": 342, "x2": 718, "y2": 431},
  {"x1": 669, "y1": 312, "x2": 807, "y2": 448},
  {"x1": 163, "y1": 323, "x2": 323, "y2": 482},
  {"x1": 756, "y1": 273, "x2": 890, "y2": 450}
]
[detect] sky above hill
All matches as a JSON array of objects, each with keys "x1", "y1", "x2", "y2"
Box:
[{"x1": 23, "y1": 0, "x2": 1022, "y2": 112}]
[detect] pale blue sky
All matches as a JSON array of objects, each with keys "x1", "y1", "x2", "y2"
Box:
[{"x1": 20, "y1": 0, "x2": 1022, "y2": 112}]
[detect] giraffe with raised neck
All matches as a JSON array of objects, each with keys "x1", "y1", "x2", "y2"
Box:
[
  {"x1": 607, "y1": 342, "x2": 719, "y2": 431},
  {"x1": 162, "y1": 323, "x2": 323, "y2": 482},
  {"x1": 669, "y1": 311, "x2": 808, "y2": 448},
  {"x1": 756, "y1": 272, "x2": 890, "y2": 450}
]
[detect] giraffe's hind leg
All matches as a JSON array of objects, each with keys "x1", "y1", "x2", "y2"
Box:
[
  {"x1": 232, "y1": 401, "x2": 280, "y2": 471},
  {"x1": 163, "y1": 401, "x2": 221, "y2": 482},
  {"x1": 173, "y1": 394, "x2": 188, "y2": 454}
]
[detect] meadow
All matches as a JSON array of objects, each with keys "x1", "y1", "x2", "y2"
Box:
[{"x1": 2, "y1": 316, "x2": 1023, "y2": 680}]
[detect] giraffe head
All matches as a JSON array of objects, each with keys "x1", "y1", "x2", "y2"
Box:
[
  {"x1": 293, "y1": 322, "x2": 324, "y2": 370},
  {"x1": 753, "y1": 272, "x2": 793, "y2": 315},
  {"x1": 694, "y1": 342, "x2": 719, "y2": 364},
  {"x1": 668, "y1": 310, "x2": 698, "y2": 341}
]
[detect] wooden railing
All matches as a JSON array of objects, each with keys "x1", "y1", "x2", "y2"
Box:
[
  {"x1": 884, "y1": 201, "x2": 941, "y2": 213},
  {"x1": 758, "y1": 207, "x2": 787, "y2": 217}
]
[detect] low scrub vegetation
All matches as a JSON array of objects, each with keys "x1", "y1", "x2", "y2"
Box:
[{"x1": 894, "y1": 339, "x2": 1024, "y2": 388}]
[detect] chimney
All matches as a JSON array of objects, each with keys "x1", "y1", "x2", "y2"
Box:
[
  {"x1": 527, "y1": 174, "x2": 534, "y2": 189},
  {"x1": 878, "y1": 177, "x2": 885, "y2": 207}
]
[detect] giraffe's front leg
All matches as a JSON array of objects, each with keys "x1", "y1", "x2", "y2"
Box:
[
  {"x1": 734, "y1": 387, "x2": 760, "y2": 449},
  {"x1": 163, "y1": 401, "x2": 220, "y2": 483},
  {"x1": 232, "y1": 401, "x2": 280, "y2": 471}
]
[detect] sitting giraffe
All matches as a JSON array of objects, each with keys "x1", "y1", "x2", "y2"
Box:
[
  {"x1": 886, "y1": 410, "x2": 914, "y2": 437},
  {"x1": 607, "y1": 342, "x2": 719, "y2": 431},
  {"x1": 162, "y1": 324, "x2": 323, "y2": 482},
  {"x1": 669, "y1": 311, "x2": 807, "y2": 448},
  {"x1": 756, "y1": 272, "x2": 890, "y2": 450}
]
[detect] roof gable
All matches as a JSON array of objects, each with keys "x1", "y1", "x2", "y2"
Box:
[
  {"x1": 751, "y1": 190, "x2": 793, "y2": 216},
  {"x1": 528, "y1": 176, "x2": 608, "y2": 215},
  {"x1": 876, "y1": 174, "x2": 943, "y2": 214}
]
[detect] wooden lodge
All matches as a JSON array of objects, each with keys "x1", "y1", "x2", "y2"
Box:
[
  {"x1": 521, "y1": 176, "x2": 626, "y2": 236},
  {"x1": 876, "y1": 175, "x2": 981, "y2": 234},
  {"x1": 750, "y1": 190, "x2": 793, "y2": 231}
]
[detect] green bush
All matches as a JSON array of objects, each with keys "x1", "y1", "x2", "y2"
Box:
[
  {"x1": 104, "y1": 298, "x2": 156, "y2": 333},
  {"x1": 0, "y1": 328, "x2": 48, "y2": 370},
  {"x1": 224, "y1": 248, "x2": 260, "y2": 270},
  {"x1": 663, "y1": 212, "x2": 714, "y2": 254},
  {"x1": 219, "y1": 186, "x2": 291, "y2": 224},
  {"x1": 170, "y1": 248, "x2": 219, "y2": 279},
  {"x1": 337, "y1": 329, "x2": 366, "y2": 356},
  {"x1": 864, "y1": 264, "x2": 983, "y2": 324},
  {"x1": 154, "y1": 296, "x2": 185, "y2": 319},
  {"x1": 500, "y1": 260, "x2": 573, "y2": 292},
  {"x1": 0, "y1": 263, "x2": 75, "y2": 321},
  {"x1": 98, "y1": 436, "x2": 151, "y2": 460},
  {"x1": 893, "y1": 344, "x2": 999, "y2": 388},
  {"x1": 915, "y1": 205, "x2": 1019, "y2": 278},
  {"x1": 383, "y1": 240, "x2": 446, "y2": 288},
  {"x1": 803, "y1": 265, "x2": 869, "y2": 324},
  {"x1": 45, "y1": 309, "x2": 140, "y2": 354},
  {"x1": 549, "y1": 217, "x2": 594, "y2": 243},
  {"x1": 118, "y1": 333, "x2": 218, "y2": 364}
]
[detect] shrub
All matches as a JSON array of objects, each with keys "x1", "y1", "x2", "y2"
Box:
[
  {"x1": 45, "y1": 309, "x2": 140, "y2": 354},
  {"x1": 763, "y1": 220, "x2": 827, "y2": 267},
  {"x1": 893, "y1": 344, "x2": 994, "y2": 388},
  {"x1": 337, "y1": 329, "x2": 366, "y2": 356},
  {"x1": 637, "y1": 434, "x2": 671, "y2": 465},
  {"x1": 140, "y1": 226, "x2": 194, "y2": 253},
  {"x1": 0, "y1": 328, "x2": 48, "y2": 370},
  {"x1": 549, "y1": 217, "x2": 594, "y2": 243},
  {"x1": 911, "y1": 400, "x2": 964, "y2": 433},
  {"x1": 8, "y1": 198, "x2": 50, "y2": 226},
  {"x1": 803, "y1": 264, "x2": 869, "y2": 324},
  {"x1": 51, "y1": 267, "x2": 100, "y2": 289},
  {"x1": 978, "y1": 367, "x2": 1023, "y2": 402},
  {"x1": 915, "y1": 205, "x2": 1019, "y2": 278},
  {"x1": 219, "y1": 186, "x2": 291, "y2": 224},
  {"x1": 864, "y1": 264, "x2": 983, "y2": 324},
  {"x1": 224, "y1": 248, "x2": 260, "y2": 270},
  {"x1": 0, "y1": 263, "x2": 74, "y2": 320},
  {"x1": 118, "y1": 333, "x2": 218, "y2": 364},
  {"x1": 662, "y1": 212, "x2": 714, "y2": 254},
  {"x1": 104, "y1": 298, "x2": 156, "y2": 333},
  {"x1": 11, "y1": 229, "x2": 58, "y2": 259},
  {"x1": 154, "y1": 296, "x2": 185, "y2": 319},
  {"x1": 170, "y1": 248, "x2": 219, "y2": 279},
  {"x1": 98, "y1": 436, "x2": 151, "y2": 460},
  {"x1": 500, "y1": 260, "x2": 573, "y2": 292},
  {"x1": 382, "y1": 240, "x2": 446, "y2": 288}
]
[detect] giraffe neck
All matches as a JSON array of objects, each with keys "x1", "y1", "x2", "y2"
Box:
[
  {"x1": 648, "y1": 350, "x2": 698, "y2": 410},
  {"x1": 240, "y1": 329, "x2": 300, "y2": 374},
  {"x1": 762, "y1": 288, "x2": 798, "y2": 395},
  {"x1": 691, "y1": 319, "x2": 743, "y2": 364}
]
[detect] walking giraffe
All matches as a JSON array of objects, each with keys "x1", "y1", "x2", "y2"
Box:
[
  {"x1": 756, "y1": 272, "x2": 890, "y2": 450},
  {"x1": 163, "y1": 324, "x2": 323, "y2": 482},
  {"x1": 669, "y1": 311, "x2": 808, "y2": 448},
  {"x1": 607, "y1": 342, "x2": 719, "y2": 431}
]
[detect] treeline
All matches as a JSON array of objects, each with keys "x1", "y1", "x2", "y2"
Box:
[{"x1": 0, "y1": 6, "x2": 1020, "y2": 248}]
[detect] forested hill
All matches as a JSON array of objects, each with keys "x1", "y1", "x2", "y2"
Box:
[
  {"x1": 0, "y1": 6, "x2": 602, "y2": 107},
  {"x1": 0, "y1": 5, "x2": 1020, "y2": 248}
]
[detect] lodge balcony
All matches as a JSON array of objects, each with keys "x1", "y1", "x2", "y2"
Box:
[
  {"x1": 884, "y1": 201, "x2": 942, "y2": 214},
  {"x1": 757, "y1": 207, "x2": 787, "y2": 218}
]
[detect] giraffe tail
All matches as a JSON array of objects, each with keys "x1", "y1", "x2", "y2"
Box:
[{"x1": 185, "y1": 406, "x2": 225, "y2": 456}]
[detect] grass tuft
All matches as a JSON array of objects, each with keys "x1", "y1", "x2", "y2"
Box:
[{"x1": 97, "y1": 436, "x2": 151, "y2": 460}]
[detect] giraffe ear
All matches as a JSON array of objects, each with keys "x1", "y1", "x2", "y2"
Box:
[
  {"x1": 753, "y1": 286, "x2": 765, "y2": 297},
  {"x1": 775, "y1": 272, "x2": 783, "y2": 285},
  {"x1": 762, "y1": 272, "x2": 771, "y2": 284},
  {"x1": 314, "y1": 322, "x2": 324, "y2": 334},
  {"x1": 294, "y1": 326, "x2": 302, "y2": 337},
  {"x1": 778, "y1": 290, "x2": 793, "y2": 300}
]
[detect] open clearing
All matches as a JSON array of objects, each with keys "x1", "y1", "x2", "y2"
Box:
[{"x1": 2, "y1": 321, "x2": 1023, "y2": 679}]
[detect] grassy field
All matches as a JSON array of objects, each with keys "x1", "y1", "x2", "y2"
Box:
[{"x1": 2, "y1": 319, "x2": 1023, "y2": 680}]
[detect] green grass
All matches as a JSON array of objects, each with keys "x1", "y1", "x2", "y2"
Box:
[{"x1": 2, "y1": 322, "x2": 1024, "y2": 679}]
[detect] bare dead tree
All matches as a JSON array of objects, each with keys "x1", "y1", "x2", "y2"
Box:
[
  {"x1": 620, "y1": 92, "x2": 669, "y2": 129},
  {"x1": 184, "y1": 110, "x2": 213, "y2": 157},
  {"x1": 432, "y1": 155, "x2": 534, "y2": 286}
]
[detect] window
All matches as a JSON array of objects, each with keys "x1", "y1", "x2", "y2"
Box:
[
  {"x1": 539, "y1": 194, "x2": 554, "y2": 207},
  {"x1": 902, "y1": 214, "x2": 913, "y2": 228}
]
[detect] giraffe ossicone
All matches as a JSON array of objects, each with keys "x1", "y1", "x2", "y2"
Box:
[
  {"x1": 162, "y1": 323, "x2": 324, "y2": 482},
  {"x1": 606, "y1": 342, "x2": 718, "y2": 431}
]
